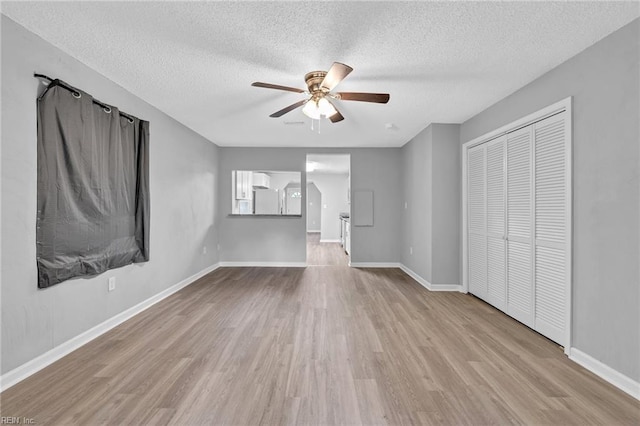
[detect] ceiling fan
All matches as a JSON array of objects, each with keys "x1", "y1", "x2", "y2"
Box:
[{"x1": 251, "y1": 62, "x2": 390, "y2": 123}]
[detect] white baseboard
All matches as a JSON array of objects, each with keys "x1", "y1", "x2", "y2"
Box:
[
  {"x1": 399, "y1": 264, "x2": 463, "y2": 292},
  {"x1": 307, "y1": 230, "x2": 321, "y2": 233},
  {"x1": 0, "y1": 262, "x2": 220, "y2": 392},
  {"x1": 569, "y1": 348, "x2": 640, "y2": 400},
  {"x1": 349, "y1": 262, "x2": 402, "y2": 268},
  {"x1": 347, "y1": 263, "x2": 462, "y2": 293},
  {"x1": 218, "y1": 261, "x2": 307, "y2": 268},
  {"x1": 430, "y1": 283, "x2": 464, "y2": 291},
  {"x1": 319, "y1": 239, "x2": 341, "y2": 243}
]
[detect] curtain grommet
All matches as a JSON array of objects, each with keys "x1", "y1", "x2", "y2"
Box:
[
  {"x1": 103, "y1": 106, "x2": 112, "y2": 114},
  {"x1": 72, "y1": 91, "x2": 81, "y2": 99},
  {"x1": 128, "y1": 117, "x2": 134, "y2": 124}
]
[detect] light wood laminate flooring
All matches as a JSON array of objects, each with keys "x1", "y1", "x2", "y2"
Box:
[
  {"x1": 1, "y1": 244, "x2": 638, "y2": 424},
  {"x1": 306, "y1": 232, "x2": 348, "y2": 266}
]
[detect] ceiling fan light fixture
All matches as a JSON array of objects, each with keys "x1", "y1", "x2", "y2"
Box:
[
  {"x1": 318, "y1": 97, "x2": 337, "y2": 117},
  {"x1": 302, "y1": 97, "x2": 337, "y2": 120},
  {"x1": 302, "y1": 100, "x2": 321, "y2": 119}
]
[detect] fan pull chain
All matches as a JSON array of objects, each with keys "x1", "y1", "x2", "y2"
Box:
[{"x1": 310, "y1": 118, "x2": 321, "y2": 134}]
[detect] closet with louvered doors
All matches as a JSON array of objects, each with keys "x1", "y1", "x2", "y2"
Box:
[
  {"x1": 464, "y1": 104, "x2": 571, "y2": 348},
  {"x1": 467, "y1": 136, "x2": 508, "y2": 311}
]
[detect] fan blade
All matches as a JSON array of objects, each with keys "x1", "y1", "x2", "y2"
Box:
[
  {"x1": 337, "y1": 92, "x2": 390, "y2": 103},
  {"x1": 320, "y1": 62, "x2": 353, "y2": 91},
  {"x1": 326, "y1": 99, "x2": 344, "y2": 123},
  {"x1": 269, "y1": 99, "x2": 308, "y2": 117},
  {"x1": 329, "y1": 111, "x2": 344, "y2": 123},
  {"x1": 252, "y1": 82, "x2": 305, "y2": 93}
]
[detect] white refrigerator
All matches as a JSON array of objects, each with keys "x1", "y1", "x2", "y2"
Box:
[{"x1": 254, "y1": 189, "x2": 280, "y2": 214}]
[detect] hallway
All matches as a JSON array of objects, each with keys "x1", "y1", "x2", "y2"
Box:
[{"x1": 306, "y1": 232, "x2": 349, "y2": 266}]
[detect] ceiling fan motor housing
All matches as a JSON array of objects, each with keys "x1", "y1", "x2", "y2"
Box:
[{"x1": 305, "y1": 71, "x2": 329, "y2": 95}]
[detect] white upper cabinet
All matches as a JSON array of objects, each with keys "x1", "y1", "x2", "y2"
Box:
[
  {"x1": 235, "y1": 170, "x2": 253, "y2": 200},
  {"x1": 252, "y1": 172, "x2": 270, "y2": 189}
]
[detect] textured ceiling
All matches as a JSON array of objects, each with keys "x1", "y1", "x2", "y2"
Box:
[{"x1": 2, "y1": 2, "x2": 638, "y2": 148}]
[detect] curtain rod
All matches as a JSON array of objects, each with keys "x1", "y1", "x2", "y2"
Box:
[{"x1": 34, "y1": 73, "x2": 136, "y2": 122}]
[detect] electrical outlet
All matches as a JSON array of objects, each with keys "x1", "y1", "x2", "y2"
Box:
[
  {"x1": 203, "y1": 246, "x2": 207, "y2": 255},
  {"x1": 217, "y1": 244, "x2": 221, "y2": 251},
  {"x1": 108, "y1": 277, "x2": 116, "y2": 292},
  {"x1": 409, "y1": 247, "x2": 413, "y2": 255},
  {"x1": 404, "y1": 202, "x2": 408, "y2": 209}
]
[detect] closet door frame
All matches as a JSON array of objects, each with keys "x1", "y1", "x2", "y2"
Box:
[{"x1": 461, "y1": 97, "x2": 572, "y2": 355}]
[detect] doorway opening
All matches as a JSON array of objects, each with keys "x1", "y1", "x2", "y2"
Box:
[{"x1": 306, "y1": 154, "x2": 351, "y2": 266}]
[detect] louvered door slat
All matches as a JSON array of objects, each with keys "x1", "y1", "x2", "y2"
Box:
[
  {"x1": 535, "y1": 116, "x2": 566, "y2": 244},
  {"x1": 468, "y1": 146, "x2": 485, "y2": 233},
  {"x1": 487, "y1": 238, "x2": 506, "y2": 309},
  {"x1": 506, "y1": 126, "x2": 533, "y2": 326},
  {"x1": 486, "y1": 137, "x2": 506, "y2": 309},
  {"x1": 469, "y1": 233, "x2": 487, "y2": 297},
  {"x1": 535, "y1": 246, "x2": 565, "y2": 343},
  {"x1": 507, "y1": 241, "x2": 533, "y2": 327},
  {"x1": 507, "y1": 128, "x2": 532, "y2": 239},
  {"x1": 534, "y1": 112, "x2": 567, "y2": 344},
  {"x1": 467, "y1": 145, "x2": 487, "y2": 298},
  {"x1": 487, "y1": 139, "x2": 505, "y2": 236}
]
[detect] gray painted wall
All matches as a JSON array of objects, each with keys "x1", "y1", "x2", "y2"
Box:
[
  {"x1": 432, "y1": 124, "x2": 461, "y2": 285},
  {"x1": 218, "y1": 148, "x2": 401, "y2": 264},
  {"x1": 400, "y1": 124, "x2": 460, "y2": 284},
  {"x1": 306, "y1": 183, "x2": 322, "y2": 232},
  {"x1": 460, "y1": 19, "x2": 639, "y2": 381},
  {"x1": 349, "y1": 149, "x2": 402, "y2": 263},
  {"x1": 218, "y1": 148, "x2": 307, "y2": 264},
  {"x1": 1, "y1": 17, "x2": 220, "y2": 374},
  {"x1": 308, "y1": 173, "x2": 349, "y2": 242},
  {"x1": 401, "y1": 125, "x2": 433, "y2": 282}
]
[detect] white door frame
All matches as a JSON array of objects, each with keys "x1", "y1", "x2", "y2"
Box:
[{"x1": 461, "y1": 97, "x2": 572, "y2": 354}]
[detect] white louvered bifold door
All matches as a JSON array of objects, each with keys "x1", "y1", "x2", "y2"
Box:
[
  {"x1": 467, "y1": 145, "x2": 487, "y2": 300},
  {"x1": 485, "y1": 136, "x2": 507, "y2": 311},
  {"x1": 465, "y1": 107, "x2": 570, "y2": 347},
  {"x1": 506, "y1": 126, "x2": 534, "y2": 328},
  {"x1": 533, "y1": 112, "x2": 568, "y2": 344}
]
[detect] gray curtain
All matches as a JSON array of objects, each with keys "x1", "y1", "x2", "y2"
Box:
[{"x1": 36, "y1": 80, "x2": 149, "y2": 288}]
